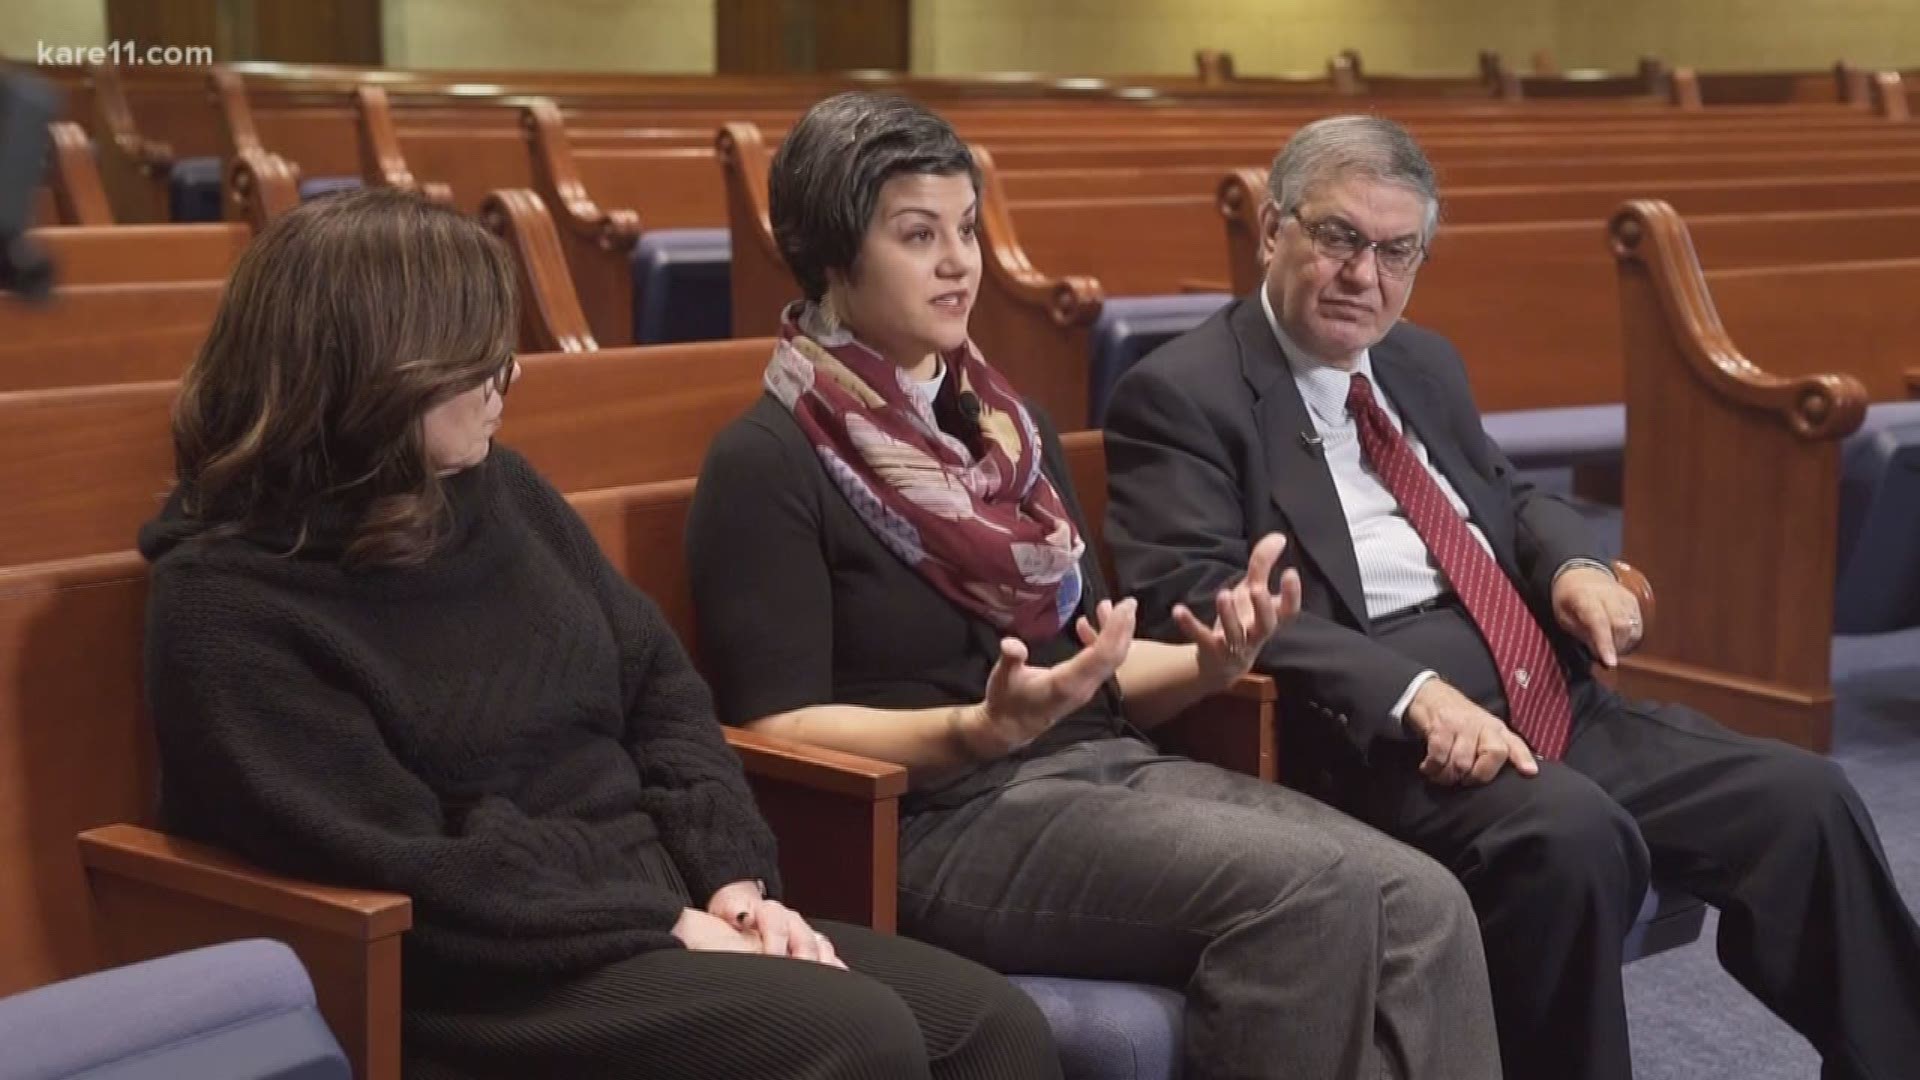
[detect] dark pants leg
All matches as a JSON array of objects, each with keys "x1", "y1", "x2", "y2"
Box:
[
  {"x1": 1324, "y1": 605, "x2": 1920, "y2": 1080},
  {"x1": 403, "y1": 921, "x2": 1058, "y2": 1080},
  {"x1": 899, "y1": 737, "x2": 1500, "y2": 1080},
  {"x1": 1567, "y1": 694, "x2": 1920, "y2": 1080}
]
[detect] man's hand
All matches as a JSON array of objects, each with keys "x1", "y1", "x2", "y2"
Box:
[
  {"x1": 1552, "y1": 566, "x2": 1642, "y2": 668},
  {"x1": 1404, "y1": 679, "x2": 1539, "y2": 785}
]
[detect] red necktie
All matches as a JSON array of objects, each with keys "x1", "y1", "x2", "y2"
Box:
[{"x1": 1346, "y1": 373, "x2": 1572, "y2": 760}]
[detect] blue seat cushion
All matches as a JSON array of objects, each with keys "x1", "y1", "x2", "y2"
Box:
[
  {"x1": 0, "y1": 938, "x2": 349, "y2": 1080},
  {"x1": 1482, "y1": 404, "x2": 1624, "y2": 470},
  {"x1": 1623, "y1": 881, "x2": 1707, "y2": 963},
  {"x1": 167, "y1": 156, "x2": 222, "y2": 222},
  {"x1": 1009, "y1": 976, "x2": 1183, "y2": 1080},
  {"x1": 1835, "y1": 400, "x2": 1920, "y2": 634},
  {"x1": 299, "y1": 176, "x2": 362, "y2": 202},
  {"x1": 1089, "y1": 294, "x2": 1233, "y2": 425},
  {"x1": 632, "y1": 228, "x2": 732, "y2": 344}
]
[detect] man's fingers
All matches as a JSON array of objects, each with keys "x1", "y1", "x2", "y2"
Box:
[
  {"x1": 1581, "y1": 601, "x2": 1617, "y2": 667},
  {"x1": 1505, "y1": 730, "x2": 1540, "y2": 776},
  {"x1": 1467, "y1": 729, "x2": 1508, "y2": 784},
  {"x1": 1445, "y1": 726, "x2": 1479, "y2": 784},
  {"x1": 1420, "y1": 729, "x2": 1455, "y2": 779}
]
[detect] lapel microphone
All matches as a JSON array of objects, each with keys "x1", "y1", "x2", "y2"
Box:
[{"x1": 1299, "y1": 431, "x2": 1325, "y2": 458}]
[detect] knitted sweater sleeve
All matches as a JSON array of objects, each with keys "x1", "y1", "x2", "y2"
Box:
[
  {"x1": 146, "y1": 561, "x2": 689, "y2": 977},
  {"x1": 502, "y1": 455, "x2": 783, "y2": 905}
]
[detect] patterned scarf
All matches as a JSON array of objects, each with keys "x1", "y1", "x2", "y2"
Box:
[{"x1": 765, "y1": 301, "x2": 1085, "y2": 641}]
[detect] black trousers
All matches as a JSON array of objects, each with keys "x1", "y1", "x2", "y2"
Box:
[
  {"x1": 1308, "y1": 604, "x2": 1920, "y2": 1080},
  {"x1": 400, "y1": 921, "x2": 1061, "y2": 1079}
]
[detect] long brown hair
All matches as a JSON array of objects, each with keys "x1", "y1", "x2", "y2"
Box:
[{"x1": 172, "y1": 187, "x2": 517, "y2": 568}]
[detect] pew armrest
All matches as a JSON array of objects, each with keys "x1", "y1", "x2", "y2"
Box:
[
  {"x1": 1152, "y1": 673, "x2": 1279, "y2": 782},
  {"x1": 78, "y1": 824, "x2": 411, "y2": 941},
  {"x1": 723, "y1": 727, "x2": 907, "y2": 931},
  {"x1": 725, "y1": 726, "x2": 908, "y2": 801},
  {"x1": 79, "y1": 824, "x2": 411, "y2": 1080}
]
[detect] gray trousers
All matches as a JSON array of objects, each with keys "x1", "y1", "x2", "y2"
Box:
[{"x1": 899, "y1": 735, "x2": 1502, "y2": 1080}]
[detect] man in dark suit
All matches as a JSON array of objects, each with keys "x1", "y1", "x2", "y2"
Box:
[{"x1": 1104, "y1": 115, "x2": 1920, "y2": 1080}]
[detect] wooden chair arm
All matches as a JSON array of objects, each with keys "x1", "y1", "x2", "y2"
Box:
[
  {"x1": 1611, "y1": 560, "x2": 1656, "y2": 633},
  {"x1": 79, "y1": 824, "x2": 410, "y2": 1080},
  {"x1": 1152, "y1": 673, "x2": 1279, "y2": 782},
  {"x1": 723, "y1": 728, "x2": 906, "y2": 932},
  {"x1": 725, "y1": 726, "x2": 908, "y2": 800},
  {"x1": 78, "y1": 824, "x2": 411, "y2": 940}
]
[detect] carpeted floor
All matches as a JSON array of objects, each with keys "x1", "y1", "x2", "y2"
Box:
[{"x1": 1623, "y1": 628, "x2": 1920, "y2": 1079}]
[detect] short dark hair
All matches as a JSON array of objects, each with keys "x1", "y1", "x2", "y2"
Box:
[
  {"x1": 770, "y1": 92, "x2": 979, "y2": 301},
  {"x1": 172, "y1": 187, "x2": 517, "y2": 568}
]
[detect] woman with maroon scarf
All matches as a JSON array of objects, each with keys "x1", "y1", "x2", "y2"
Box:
[{"x1": 688, "y1": 92, "x2": 1502, "y2": 1080}]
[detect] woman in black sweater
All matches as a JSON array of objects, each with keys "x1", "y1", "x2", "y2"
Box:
[
  {"x1": 140, "y1": 187, "x2": 1058, "y2": 1080},
  {"x1": 688, "y1": 94, "x2": 1502, "y2": 1080}
]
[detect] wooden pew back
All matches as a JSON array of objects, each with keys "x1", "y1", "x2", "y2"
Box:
[
  {"x1": 0, "y1": 340, "x2": 774, "y2": 568},
  {"x1": 1609, "y1": 200, "x2": 1920, "y2": 754}
]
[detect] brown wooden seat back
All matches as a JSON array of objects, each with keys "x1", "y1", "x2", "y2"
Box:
[
  {"x1": 1607, "y1": 199, "x2": 1914, "y2": 755},
  {"x1": 0, "y1": 340, "x2": 775, "y2": 567}
]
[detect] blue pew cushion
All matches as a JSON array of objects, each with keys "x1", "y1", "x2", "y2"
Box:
[
  {"x1": 299, "y1": 176, "x2": 362, "y2": 202},
  {"x1": 167, "y1": 156, "x2": 222, "y2": 223},
  {"x1": 0, "y1": 938, "x2": 349, "y2": 1080},
  {"x1": 632, "y1": 228, "x2": 732, "y2": 345},
  {"x1": 1089, "y1": 294, "x2": 1233, "y2": 425},
  {"x1": 1009, "y1": 976, "x2": 1183, "y2": 1080},
  {"x1": 1835, "y1": 400, "x2": 1920, "y2": 634},
  {"x1": 1481, "y1": 404, "x2": 1624, "y2": 470}
]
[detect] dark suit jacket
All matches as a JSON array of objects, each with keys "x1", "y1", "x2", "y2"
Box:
[{"x1": 1104, "y1": 294, "x2": 1606, "y2": 752}]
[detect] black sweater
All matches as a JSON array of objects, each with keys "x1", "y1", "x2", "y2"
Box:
[{"x1": 140, "y1": 447, "x2": 780, "y2": 981}]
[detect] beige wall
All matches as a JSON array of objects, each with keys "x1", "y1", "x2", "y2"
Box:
[
  {"x1": 0, "y1": 0, "x2": 105, "y2": 62},
  {"x1": 6, "y1": 0, "x2": 1913, "y2": 77},
  {"x1": 912, "y1": 0, "x2": 1918, "y2": 76},
  {"x1": 1555, "y1": 0, "x2": 1918, "y2": 72},
  {"x1": 384, "y1": 0, "x2": 713, "y2": 71}
]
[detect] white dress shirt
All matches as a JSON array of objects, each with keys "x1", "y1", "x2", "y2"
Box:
[{"x1": 1259, "y1": 288, "x2": 1493, "y2": 722}]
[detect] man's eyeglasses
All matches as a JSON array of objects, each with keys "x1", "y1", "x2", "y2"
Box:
[{"x1": 1290, "y1": 209, "x2": 1427, "y2": 278}]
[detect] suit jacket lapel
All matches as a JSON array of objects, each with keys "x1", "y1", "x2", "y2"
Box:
[
  {"x1": 1370, "y1": 336, "x2": 1519, "y2": 566},
  {"x1": 1232, "y1": 299, "x2": 1372, "y2": 628}
]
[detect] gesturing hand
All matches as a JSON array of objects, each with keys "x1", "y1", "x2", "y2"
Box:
[
  {"x1": 958, "y1": 597, "x2": 1137, "y2": 760},
  {"x1": 1403, "y1": 679, "x2": 1539, "y2": 786},
  {"x1": 1173, "y1": 533, "x2": 1302, "y2": 690}
]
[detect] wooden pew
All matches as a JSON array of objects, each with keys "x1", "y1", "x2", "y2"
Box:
[
  {"x1": 1032, "y1": 163, "x2": 1920, "y2": 299},
  {"x1": 1610, "y1": 200, "x2": 1920, "y2": 753},
  {"x1": 719, "y1": 123, "x2": 1102, "y2": 430},
  {"x1": 0, "y1": 335, "x2": 785, "y2": 568},
  {"x1": 42, "y1": 121, "x2": 113, "y2": 227},
  {"x1": 0, "y1": 222, "x2": 252, "y2": 392}
]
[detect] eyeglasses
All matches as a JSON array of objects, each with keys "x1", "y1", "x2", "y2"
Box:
[
  {"x1": 1289, "y1": 209, "x2": 1427, "y2": 278},
  {"x1": 487, "y1": 354, "x2": 516, "y2": 398}
]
